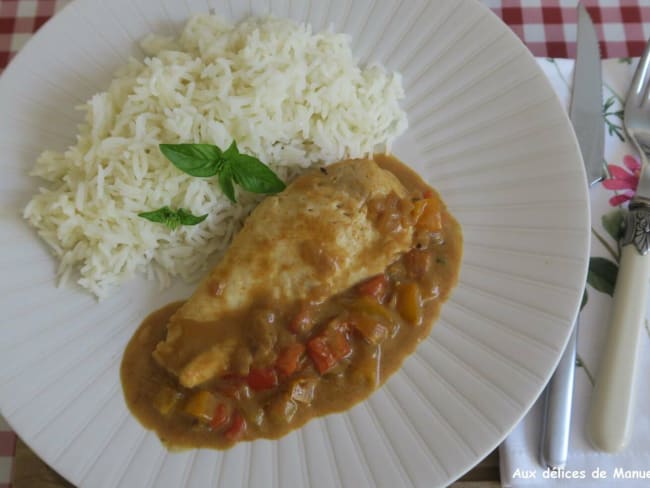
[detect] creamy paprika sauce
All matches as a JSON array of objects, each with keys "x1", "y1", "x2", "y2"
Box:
[{"x1": 121, "y1": 154, "x2": 462, "y2": 449}]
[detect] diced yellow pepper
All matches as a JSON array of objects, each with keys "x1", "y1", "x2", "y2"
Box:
[
  {"x1": 153, "y1": 386, "x2": 183, "y2": 416},
  {"x1": 413, "y1": 198, "x2": 442, "y2": 232},
  {"x1": 352, "y1": 314, "x2": 389, "y2": 345},
  {"x1": 396, "y1": 282, "x2": 422, "y2": 325},
  {"x1": 351, "y1": 296, "x2": 395, "y2": 323},
  {"x1": 183, "y1": 390, "x2": 218, "y2": 423}
]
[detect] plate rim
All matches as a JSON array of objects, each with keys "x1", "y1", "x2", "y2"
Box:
[{"x1": 0, "y1": 0, "x2": 590, "y2": 485}]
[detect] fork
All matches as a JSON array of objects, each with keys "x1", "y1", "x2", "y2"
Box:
[{"x1": 587, "y1": 38, "x2": 650, "y2": 452}]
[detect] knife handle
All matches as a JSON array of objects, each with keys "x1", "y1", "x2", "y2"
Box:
[
  {"x1": 540, "y1": 322, "x2": 577, "y2": 469},
  {"x1": 588, "y1": 243, "x2": 650, "y2": 452}
]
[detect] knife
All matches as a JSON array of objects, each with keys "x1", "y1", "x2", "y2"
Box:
[{"x1": 539, "y1": 3, "x2": 603, "y2": 469}]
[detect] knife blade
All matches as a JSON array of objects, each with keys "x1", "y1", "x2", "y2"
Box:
[
  {"x1": 539, "y1": 2, "x2": 603, "y2": 469},
  {"x1": 570, "y1": 5, "x2": 605, "y2": 187}
]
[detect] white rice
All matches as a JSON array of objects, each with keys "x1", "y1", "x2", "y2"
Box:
[{"x1": 23, "y1": 14, "x2": 408, "y2": 299}]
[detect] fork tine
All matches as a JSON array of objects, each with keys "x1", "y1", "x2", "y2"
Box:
[
  {"x1": 628, "y1": 37, "x2": 650, "y2": 108},
  {"x1": 641, "y1": 76, "x2": 650, "y2": 108}
]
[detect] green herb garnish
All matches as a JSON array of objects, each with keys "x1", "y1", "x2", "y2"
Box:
[
  {"x1": 138, "y1": 206, "x2": 208, "y2": 230},
  {"x1": 159, "y1": 141, "x2": 286, "y2": 203}
]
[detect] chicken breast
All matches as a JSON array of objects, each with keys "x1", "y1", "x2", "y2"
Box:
[{"x1": 153, "y1": 158, "x2": 417, "y2": 387}]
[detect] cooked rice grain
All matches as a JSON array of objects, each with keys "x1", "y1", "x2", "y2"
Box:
[{"x1": 24, "y1": 14, "x2": 407, "y2": 298}]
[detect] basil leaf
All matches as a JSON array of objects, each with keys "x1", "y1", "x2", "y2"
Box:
[
  {"x1": 223, "y1": 140, "x2": 239, "y2": 160},
  {"x1": 138, "y1": 206, "x2": 178, "y2": 227},
  {"x1": 176, "y1": 208, "x2": 209, "y2": 226},
  {"x1": 218, "y1": 167, "x2": 237, "y2": 203},
  {"x1": 158, "y1": 140, "x2": 285, "y2": 203},
  {"x1": 159, "y1": 144, "x2": 222, "y2": 177},
  {"x1": 138, "y1": 206, "x2": 208, "y2": 230},
  {"x1": 221, "y1": 140, "x2": 285, "y2": 196},
  {"x1": 229, "y1": 153, "x2": 286, "y2": 195}
]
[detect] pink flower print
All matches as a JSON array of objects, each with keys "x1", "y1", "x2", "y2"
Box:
[{"x1": 602, "y1": 155, "x2": 641, "y2": 206}]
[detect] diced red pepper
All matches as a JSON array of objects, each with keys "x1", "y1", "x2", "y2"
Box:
[
  {"x1": 328, "y1": 328, "x2": 352, "y2": 358},
  {"x1": 275, "y1": 343, "x2": 306, "y2": 377},
  {"x1": 404, "y1": 249, "x2": 432, "y2": 280},
  {"x1": 422, "y1": 189, "x2": 434, "y2": 199},
  {"x1": 307, "y1": 326, "x2": 352, "y2": 374},
  {"x1": 356, "y1": 274, "x2": 389, "y2": 302},
  {"x1": 224, "y1": 412, "x2": 247, "y2": 442},
  {"x1": 307, "y1": 336, "x2": 336, "y2": 374},
  {"x1": 246, "y1": 367, "x2": 278, "y2": 391},
  {"x1": 210, "y1": 403, "x2": 232, "y2": 430}
]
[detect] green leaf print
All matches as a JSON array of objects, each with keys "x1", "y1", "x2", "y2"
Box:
[
  {"x1": 587, "y1": 257, "x2": 619, "y2": 296},
  {"x1": 592, "y1": 227, "x2": 619, "y2": 263},
  {"x1": 602, "y1": 209, "x2": 626, "y2": 241},
  {"x1": 603, "y1": 95, "x2": 625, "y2": 142}
]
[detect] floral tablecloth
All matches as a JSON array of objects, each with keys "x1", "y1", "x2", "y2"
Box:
[{"x1": 500, "y1": 57, "x2": 650, "y2": 487}]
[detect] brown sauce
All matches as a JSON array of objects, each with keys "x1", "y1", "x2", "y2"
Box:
[{"x1": 121, "y1": 154, "x2": 463, "y2": 449}]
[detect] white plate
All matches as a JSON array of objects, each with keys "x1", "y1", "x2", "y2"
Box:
[{"x1": 0, "y1": 0, "x2": 589, "y2": 486}]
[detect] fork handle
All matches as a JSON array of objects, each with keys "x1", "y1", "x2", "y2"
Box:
[{"x1": 587, "y1": 242, "x2": 650, "y2": 452}]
